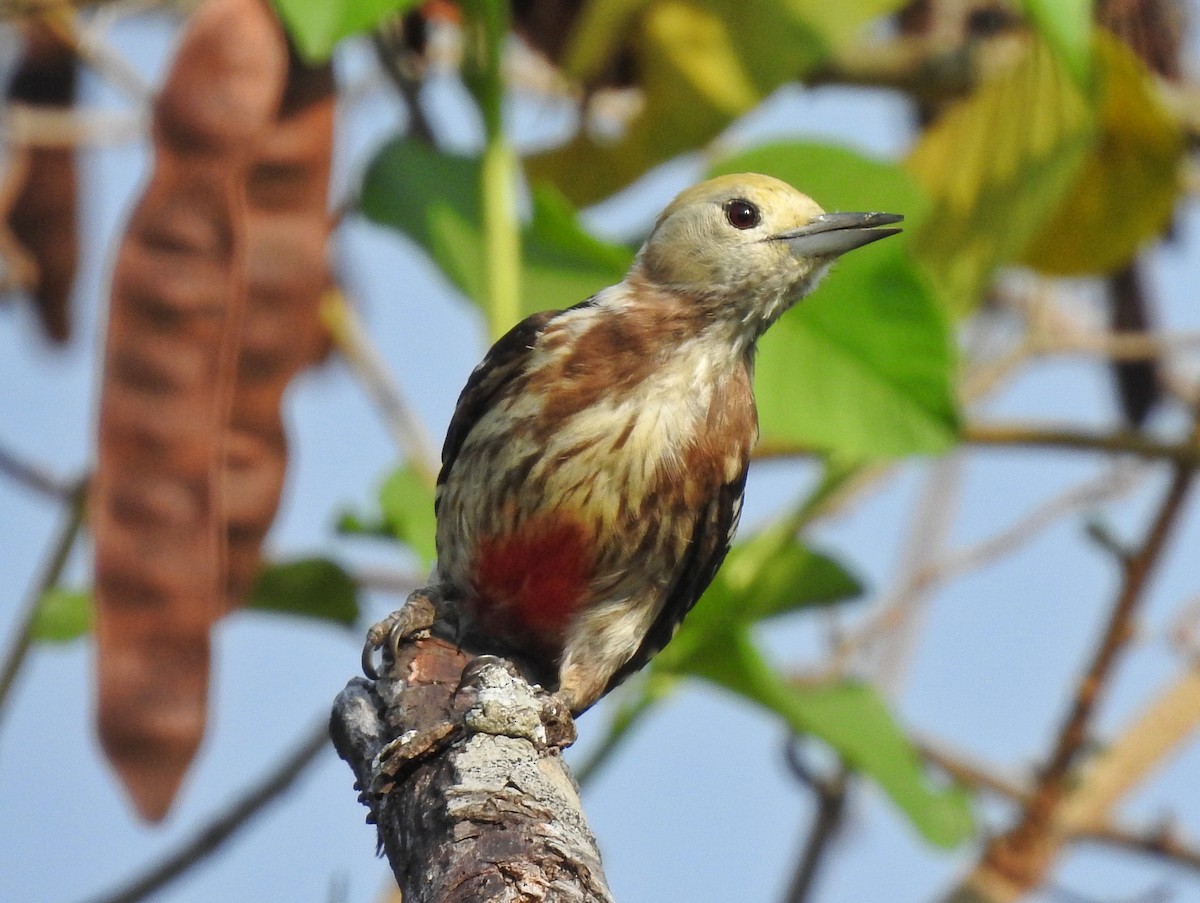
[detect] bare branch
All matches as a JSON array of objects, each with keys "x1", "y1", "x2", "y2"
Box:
[
  {"x1": 1058, "y1": 662, "x2": 1200, "y2": 837},
  {"x1": 781, "y1": 740, "x2": 850, "y2": 903},
  {"x1": 5, "y1": 104, "x2": 143, "y2": 147},
  {"x1": 81, "y1": 720, "x2": 330, "y2": 903},
  {"x1": 0, "y1": 477, "x2": 85, "y2": 725},
  {"x1": 911, "y1": 462, "x2": 1149, "y2": 590},
  {"x1": 916, "y1": 736, "x2": 1030, "y2": 805},
  {"x1": 1076, "y1": 821, "x2": 1200, "y2": 877},
  {"x1": 858, "y1": 454, "x2": 964, "y2": 694},
  {"x1": 964, "y1": 422, "x2": 1200, "y2": 468},
  {"x1": 951, "y1": 422, "x2": 1199, "y2": 901}
]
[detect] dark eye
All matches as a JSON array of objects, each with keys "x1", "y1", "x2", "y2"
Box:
[{"x1": 724, "y1": 199, "x2": 760, "y2": 230}]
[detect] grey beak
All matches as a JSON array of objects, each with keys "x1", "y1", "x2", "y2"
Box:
[{"x1": 774, "y1": 212, "x2": 903, "y2": 258}]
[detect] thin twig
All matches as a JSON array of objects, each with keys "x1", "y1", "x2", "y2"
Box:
[
  {"x1": 0, "y1": 477, "x2": 86, "y2": 725},
  {"x1": 1057, "y1": 660, "x2": 1200, "y2": 838},
  {"x1": 1037, "y1": 470, "x2": 1191, "y2": 811},
  {"x1": 755, "y1": 422, "x2": 1200, "y2": 469},
  {"x1": 372, "y1": 27, "x2": 437, "y2": 146},
  {"x1": 0, "y1": 441, "x2": 75, "y2": 500},
  {"x1": 965, "y1": 422, "x2": 1200, "y2": 468},
  {"x1": 828, "y1": 461, "x2": 1148, "y2": 679},
  {"x1": 319, "y1": 290, "x2": 440, "y2": 486},
  {"x1": 980, "y1": 426, "x2": 1198, "y2": 890},
  {"x1": 909, "y1": 461, "x2": 1149, "y2": 591},
  {"x1": 1075, "y1": 821, "x2": 1200, "y2": 875},
  {"x1": 781, "y1": 741, "x2": 849, "y2": 903},
  {"x1": 42, "y1": 5, "x2": 151, "y2": 101},
  {"x1": 1039, "y1": 330, "x2": 1200, "y2": 362},
  {"x1": 81, "y1": 719, "x2": 331, "y2": 903},
  {"x1": 861, "y1": 454, "x2": 964, "y2": 694},
  {"x1": 6, "y1": 105, "x2": 144, "y2": 147},
  {"x1": 916, "y1": 736, "x2": 1031, "y2": 804}
]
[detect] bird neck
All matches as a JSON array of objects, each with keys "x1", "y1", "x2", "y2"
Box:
[{"x1": 611, "y1": 270, "x2": 761, "y2": 371}]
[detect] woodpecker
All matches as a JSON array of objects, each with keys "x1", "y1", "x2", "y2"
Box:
[{"x1": 363, "y1": 173, "x2": 901, "y2": 715}]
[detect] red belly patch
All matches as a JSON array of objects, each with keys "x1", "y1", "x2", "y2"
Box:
[{"x1": 472, "y1": 512, "x2": 594, "y2": 645}]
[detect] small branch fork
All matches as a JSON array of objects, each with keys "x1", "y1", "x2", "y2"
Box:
[
  {"x1": 330, "y1": 625, "x2": 612, "y2": 903},
  {"x1": 942, "y1": 418, "x2": 1200, "y2": 902},
  {"x1": 781, "y1": 740, "x2": 850, "y2": 903}
]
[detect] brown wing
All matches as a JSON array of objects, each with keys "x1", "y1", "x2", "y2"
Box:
[
  {"x1": 435, "y1": 309, "x2": 562, "y2": 514},
  {"x1": 603, "y1": 462, "x2": 750, "y2": 695}
]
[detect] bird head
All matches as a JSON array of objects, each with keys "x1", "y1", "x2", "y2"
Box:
[{"x1": 633, "y1": 173, "x2": 902, "y2": 342}]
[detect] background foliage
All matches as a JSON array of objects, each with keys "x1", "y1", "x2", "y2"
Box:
[{"x1": 4, "y1": 0, "x2": 1200, "y2": 901}]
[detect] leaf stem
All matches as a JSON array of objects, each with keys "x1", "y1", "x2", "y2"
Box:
[
  {"x1": 480, "y1": 140, "x2": 521, "y2": 337},
  {"x1": 463, "y1": 0, "x2": 521, "y2": 338}
]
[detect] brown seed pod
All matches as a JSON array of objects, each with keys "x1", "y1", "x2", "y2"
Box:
[
  {"x1": 91, "y1": 0, "x2": 289, "y2": 821},
  {"x1": 223, "y1": 52, "x2": 335, "y2": 608},
  {"x1": 5, "y1": 22, "x2": 79, "y2": 343}
]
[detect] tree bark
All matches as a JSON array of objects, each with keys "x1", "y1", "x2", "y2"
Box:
[{"x1": 330, "y1": 636, "x2": 614, "y2": 903}]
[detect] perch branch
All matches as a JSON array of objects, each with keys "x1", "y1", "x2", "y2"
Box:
[{"x1": 331, "y1": 634, "x2": 612, "y2": 902}]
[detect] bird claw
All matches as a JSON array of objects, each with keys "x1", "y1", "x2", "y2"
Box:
[
  {"x1": 361, "y1": 589, "x2": 441, "y2": 679},
  {"x1": 370, "y1": 720, "x2": 461, "y2": 795}
]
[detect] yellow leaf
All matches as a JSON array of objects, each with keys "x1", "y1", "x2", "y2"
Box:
[
  {"x1": 907, "y1": 36, "x2": 1096, "y2": 312},
  {"x1": 1018, "y1": 31, "x2": 1183, "y2": 275},
  {"x1": 527, "y1": 0, "x2": 827, "y2": 205},
  {"x1": 650, "y1": 1, "x2": 759, "y2": 114},
  {"x1": 794, "y1": 0, "x2": 911, "y2": 50}
]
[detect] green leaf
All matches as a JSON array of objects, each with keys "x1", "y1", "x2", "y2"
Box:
[
  {"x1": 272, "y1": 0, "x2": 422, "y2": 62},
  {"x1": 1018, "y1": 32, "x2": 1183, "y2": 275},
  {"x1": 709, "y1": 143, "x2": 959, "y2": 459},
  {"x1": 360, "y1": 139, "x2": 485, "y2": 301},
  {"x1": 31, "y1": 587, "x2": 91, "y2": 643},
  {"x1": 708, "y1": 528, "x2": 860, "y2": 630},
  {"x1": 246, "y1": 558, "x2": 359, "y2": 626},
  {"x1": 644, "y1": 489, "x2": 967, "y2": 844},
  {"x1": 907, "y1": 36, "x2": 1097, "y2": 311},
  {"x1": 760, "y1": 247, "x2": 959, "y2": 458},
  {"x1": 1020, "y1": 0, "x2": 1094, "y2": 85},
  {"x1": 335, "y1": 510, "x2": 395, "y2": 541},
  {"x1": 360, "y1": 138, "x2": 634, "y2": 322},
  {"x1": 529, "y1": 0, "x2": 829, "y2": 205},
  {"x1": 523, "y1": 184, "x2": 635, "y2": 315},
  {"x1": 656, "y1": 523, "x2": 861, "y2": 674},
  {"x1": 379, "y1": 465, "x2": 438, "y2": 565},
  {"x1": 679, "y1": 628, "x2": 973, "y2": 847},
  {"x1": 715, "y1": 532, "x2": 863, "y2": 622},
  {"x1": 562, "y1": 0, "x2": 656, "y2": 81}
]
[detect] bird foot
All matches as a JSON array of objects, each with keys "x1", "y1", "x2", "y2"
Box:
[
  {"x1": 368, "y1": 654, "x2": 576, "y2": 796},
  {"x1": 361, "y1": 588, "x2": 442, "y2": 680},
  {"x1": 457, "y1": 656, "x2": 577, "y2": 750}
]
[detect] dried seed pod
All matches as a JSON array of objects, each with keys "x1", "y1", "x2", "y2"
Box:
[
  {"x1": 223, "y1": 53, "x2": 335, "y2": 607},
  {"x1": 92, "y1": 0, "x2": 288, "y2": 821},
  {"x1": 6, "y1": 22, "x2": 79, "y2": 343}
]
